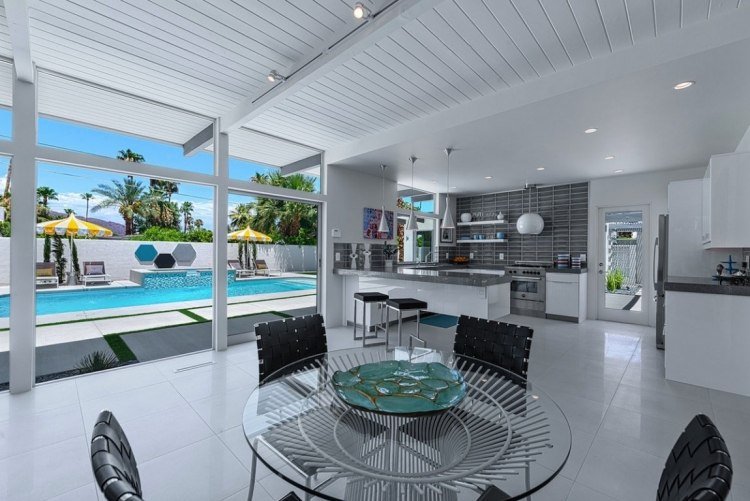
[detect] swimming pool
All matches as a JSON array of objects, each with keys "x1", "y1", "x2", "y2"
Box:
[{"x1": 0, "y1": 277, "x2": 316, "y2": 317}]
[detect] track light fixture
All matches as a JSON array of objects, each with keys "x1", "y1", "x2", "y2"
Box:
[
  {"x1": 267, "y1": 70, "x2": 286, "y2": 83},
  {"x1": 353, "y1": 2, "x2": 372, "y2": 20}
]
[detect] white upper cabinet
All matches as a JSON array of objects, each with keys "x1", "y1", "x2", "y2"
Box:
[{"x1": 703, "y1": 152, "x2": 750, "y2": 248}]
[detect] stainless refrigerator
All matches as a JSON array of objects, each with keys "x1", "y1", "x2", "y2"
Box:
[{"x1": 654, "y1": 214, "x2": 668, "y2": 350}]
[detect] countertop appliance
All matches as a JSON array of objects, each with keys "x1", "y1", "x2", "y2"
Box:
[
  {"x1": 654, "y1": 214, "x2": 668, "y2": 350},
  {"x1": 507, "y1": 261, "x2": 549, "y2": 317}
]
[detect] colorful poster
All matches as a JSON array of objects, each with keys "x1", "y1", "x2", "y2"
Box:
[{"x1": 363, "y1": 207, "x2": 394, "y2": 240}]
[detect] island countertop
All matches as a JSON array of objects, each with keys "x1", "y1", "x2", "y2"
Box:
[
  {"x1": 333, "y1": 266, "x2": 510, "y2": 287},
  {"x1": 665, "y1": 276, "x2": 750, "y2": 297}
]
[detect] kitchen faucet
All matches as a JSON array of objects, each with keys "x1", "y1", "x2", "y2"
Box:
[{"x1": 422, "y1": 251, "x2": 433, "y2": 264}]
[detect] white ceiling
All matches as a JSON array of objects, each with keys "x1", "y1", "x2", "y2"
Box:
[
  {"x1": 334, "y1": 36, "x2": 750, "y2": 194},
  {"x1": 0, "y1": 0, "x2": 748, "y2": 179}
]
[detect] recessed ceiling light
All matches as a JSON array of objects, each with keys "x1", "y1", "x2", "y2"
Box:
[
  {"x1": 673, "y1": 81, "x2": 695, "y2": 90},
  {"x1": 484, "y1": 176, "x2": 493, "y2": 179},
  {"x1": 614, "y1": 169, "x2": 624, "y2": 174},
  {"x1": 536, "y1": 167, "x2": 545, "y2": 171},
  {"x1": 584, "y1": 128, "x2": 598, "y2": 134},
  {"x1": 604, "y1": 155, "x2": 615, "y2": 160},
  {"x1": 353, "y1": 2, "x2": 372, "y2": 20}
]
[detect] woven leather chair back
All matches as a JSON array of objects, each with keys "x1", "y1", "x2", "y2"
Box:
[
  {"x1": 90, "y1": 410, "x2": 143, "y2": 501},
  {"x1": 657, "y1": 414, "x2": 732, "y2": 501},
  {"x1": 255, "y1": 314, "x2": 328, "y2": 382},
  {"x1": 454, "y1": 315, "x2": 533, "y2": 379}
]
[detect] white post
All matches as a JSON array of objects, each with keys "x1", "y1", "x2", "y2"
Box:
[
  {"x1": 213, "y1": 123, "x2": 228, "y2": 351},
  {"x1": 9, "y1": 70, "x2": 37, "y2": 393}
]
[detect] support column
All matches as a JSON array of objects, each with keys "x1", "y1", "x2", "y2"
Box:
[
  {"x1": 9, "y1": 71, "x2": 37, "y2": 393},
  {"x1": 212, "y1": 122, "x2": 228, "y2": 351}
]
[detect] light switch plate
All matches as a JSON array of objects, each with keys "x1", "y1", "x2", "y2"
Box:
[
  {"x1": 335, "y1": 252, "x2": 341, "y2": 261},
  {"x1": 331, "y1": 228, "x2": 341, "y2": 238},
  {"x1": 470, "y1": 252, "x2": 474, "y2": 260},
  {"x1": 498, "y1": 253, "x2": 504, "y2": 260}
]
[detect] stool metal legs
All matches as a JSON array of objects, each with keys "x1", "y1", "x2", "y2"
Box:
[
  {"x1": 353, "y1": 299, "x2": 386, "y2": 347},
  {"x1": 385, "y1": 307, "x2": 424, "y2": 349}
]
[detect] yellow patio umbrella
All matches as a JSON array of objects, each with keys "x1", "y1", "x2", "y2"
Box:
[
  {"x1": 227, "y1": 227, "x2": 272, "y2": 243},
  {"x1": 228, "y1": 227, "x2": 271, "y2": 270},
  {"x1": 36, "y1": 214, "x2": 113, "y2": 284}
]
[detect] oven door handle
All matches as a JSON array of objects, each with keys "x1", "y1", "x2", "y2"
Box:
[{"x1": 512, "y1": 276, "x2": 543, "y2": 281}]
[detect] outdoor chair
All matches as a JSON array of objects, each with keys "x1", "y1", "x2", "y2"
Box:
[
  {"x1": 254, "y1": 259, "x2": 282, "y2": 277},
  {"x1": 35, "y1": 262, "x2": 59, "y2": 289},
  {"x1": 80, "y1": 261, "x2": 112, "y2": 286},
  {"x1": 228, "y1": 259, "x2": 255, "y2": 279},
  {"x1": 90, "y1": 410, "x2": 143, "y2": 501},
  {"x1": 657, "y1": 414, "x2": 732, "y2": 501}
]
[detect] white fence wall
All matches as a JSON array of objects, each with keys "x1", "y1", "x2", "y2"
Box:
[{"x1": 0, "y1": 238, "x2": 317, "y2": 284}]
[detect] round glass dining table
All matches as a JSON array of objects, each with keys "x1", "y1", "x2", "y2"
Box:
[{"x1": 242, "y1": 347, "x2": 571, "y2": 501}]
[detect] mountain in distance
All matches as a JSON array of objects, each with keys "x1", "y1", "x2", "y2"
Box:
[{"x1": 48, "y1": 211, "x2": 126, "y2": 236}]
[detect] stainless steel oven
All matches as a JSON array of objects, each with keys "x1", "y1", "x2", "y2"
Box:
[{"x1": 507, "y1": 264, "x2": 547, "y2": 317}]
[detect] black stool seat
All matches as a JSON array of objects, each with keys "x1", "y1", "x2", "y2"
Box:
[
  {"x1": 386, "y1": 298, "x2": 427, "y2": 310},
  {"x1": 354, "y1": 292, "x2": 389, "y2": 302}
]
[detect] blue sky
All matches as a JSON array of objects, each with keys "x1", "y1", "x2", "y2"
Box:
[{"x1": 0, "y1": 109, "x2": 315, "y2": 231}]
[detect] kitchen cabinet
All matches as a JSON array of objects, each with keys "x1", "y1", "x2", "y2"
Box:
[
  {"x1": 702, "y1": 151, "x2": 750, "y2": 248},
  {"x1": 545, "y1": 272, "x2": 587, "y2": 323}
]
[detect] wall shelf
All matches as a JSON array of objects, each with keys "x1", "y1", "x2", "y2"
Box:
[
  {"x1": 456, "y1": 239, "x2": 508, "y2": 243},
  {"x1": 457, "y1": 220, "x2": 507, "y2": 226}
]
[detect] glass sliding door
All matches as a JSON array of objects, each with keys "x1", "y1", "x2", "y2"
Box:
[
  {"x1": 33, "y1": 162, "x2": 215, "y2": 383},
  {"x1": 0, "y1": 156, "x2": 10, "y2": 389}
]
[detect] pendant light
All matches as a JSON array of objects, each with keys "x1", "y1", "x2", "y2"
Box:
[
  {"x1": 516, "y1": 183, "x2": 545, "y2": 235},
  {"x1": 441, "y1": 148, "x2": 455, "y2": 229},
  {"x1": 406, "y1": 155, "x2": 419, "y2": 231},
  {"x1": 378, "y1": 164, "x2": 390, "y2": 234}
]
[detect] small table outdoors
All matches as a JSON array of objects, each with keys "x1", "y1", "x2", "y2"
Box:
[{"x1": 242, "y1": 347, "x2": 571, "y2": 501}]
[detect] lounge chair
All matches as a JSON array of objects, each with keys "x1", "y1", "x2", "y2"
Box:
[
  {"x1": 35, "y1": 262, "x2": 59, "y2": 289},
  {"x1": 255, "y1": 259, "x2": 282, "y2": 277},
  {"x1": 228, "y1": 259, "x2": 255, "y2": 279},
  {"x1": 80, "y1": 261, "x2": 112, "y2": 286}
]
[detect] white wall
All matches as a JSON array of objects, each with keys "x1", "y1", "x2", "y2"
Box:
[
  {"x1": 587, "y1": 166, "x2": 706, "y2": 326},
  {"x1": 736, "y1": 125, "x2": 750, "y2": 152},
  {"x1": 0, "y1": 238, "x2": 317, "y2": 284},
  {"x1": 324, "y1": 165, "x2": 398, "y2": 326}
]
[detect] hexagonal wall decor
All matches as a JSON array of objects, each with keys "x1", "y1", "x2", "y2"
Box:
[
  {"x1": 172, "y1": 243, "x2": 197, "y2": 266},
  {"x1": 135, "y1": 244, "x2": 158, "y2": 264},
  {"x1": 154, "y1": 253, "x2": 176, "y2": 269}
]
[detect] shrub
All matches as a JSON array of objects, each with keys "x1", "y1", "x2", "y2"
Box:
[
  {"x1": 606, "y1": 268, "x2": 625, "y2": 292},
  {"x1": 76, "y1": 350, "x2": 120, "y2": 374},
  {"x1": 132, "y1": 226, "x2": 213, "y2": 243}
]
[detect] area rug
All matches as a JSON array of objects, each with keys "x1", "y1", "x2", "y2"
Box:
[{"x1": 419, "y1": 314, "x2": 459, "y2": 329}]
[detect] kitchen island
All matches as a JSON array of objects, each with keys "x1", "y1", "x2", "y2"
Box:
[
  {"x1": 334, "y1": 265, "x2": 511, "y2": 327},
  {"x1": 664, "y1": 276, "x2": 750, "y2": 397}
]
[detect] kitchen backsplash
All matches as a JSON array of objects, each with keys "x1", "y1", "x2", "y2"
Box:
[
  {"x1": 441, "y1": 182, "x2": 589, "y2": 266},
  {"x1": 333, "y1": 242, "x2": 390, "y2": 269}
]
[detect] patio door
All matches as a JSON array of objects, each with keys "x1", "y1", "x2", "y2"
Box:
[{"x1": 596, "y1": 205, "x2": 650, "y2": 325}]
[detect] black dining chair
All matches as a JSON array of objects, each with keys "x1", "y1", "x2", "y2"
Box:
[
  {"x1": 657, "y1": 414, "x2": 732, "y2": 501},
  {"x1": 90, "y1": 410, "x2": 143, "y2": 501},
  {"x1": 255, "y1": 313, "x2": 328, "y2": 383},
  {"x1": 454, "y1": 315, "x2": 533, "y2": 381}
]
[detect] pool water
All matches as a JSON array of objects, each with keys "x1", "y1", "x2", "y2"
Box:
[{"x1": 0, "y1": 277, "x2": 316, "y2": 317}]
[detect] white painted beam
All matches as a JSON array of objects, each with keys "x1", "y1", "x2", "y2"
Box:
[
  {"x1": 217, "y1": 0, "x2": 445, "y2": 133},
  {"x1": 183, "y1": 123, "x2": 213, "y2": 156},
  {"x1": 326, "y1": 6, "x2": 750, "y2": 164},
  {"x1": 280, "y1": 154, "x2": 321, "y2": 176},
  {"x1": 213, "y1": 122, "x2": 228, "y2": 352},
  {"x1": 4, "y1": 0, "x2": 34, "y2": 83},
  {"x1": 9, "y1": 71, "x2": 37, "y2": 393}
]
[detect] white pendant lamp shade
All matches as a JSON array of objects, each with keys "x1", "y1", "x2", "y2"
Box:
[
  {"x1": 516, "y1": 184, "x2": 544, "y2": 235},
  {"x1": 378, "y1": 164, "x2": 390, "y2": 234},
  {"x1": 441, "y1": 148, "x2": 455, "y2": 229},
  {"x1": 406, "y1": 155, "x2": 419, "y2": 231},
  {"x1": 517, "y1": 213, "x2": 544, "y2": 234}
]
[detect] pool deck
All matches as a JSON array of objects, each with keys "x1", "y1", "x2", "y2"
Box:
[{"x1": 0, "y1": 273, "x2": 317, "y2": 350}]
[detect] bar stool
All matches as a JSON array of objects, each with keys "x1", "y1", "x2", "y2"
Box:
[
  {"x1": 385, "y1": 298, "x2": 428, "y2": 349},
  {"x1": 353, "y1": 292, "x2": 389, "y2": 347}
]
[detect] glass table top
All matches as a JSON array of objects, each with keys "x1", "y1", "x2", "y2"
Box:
[{"x1": 242, "y1": 347, "x2": 571, "y2": 501}]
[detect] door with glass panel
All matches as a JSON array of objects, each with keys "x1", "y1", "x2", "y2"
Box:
[{"x1": 596, "y1": 206, "x2": 650, "y2": 325}]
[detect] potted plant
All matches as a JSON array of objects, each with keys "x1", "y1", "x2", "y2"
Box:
[{"x1": 383, "y1": 243, "x2": 397, "y2": 269}]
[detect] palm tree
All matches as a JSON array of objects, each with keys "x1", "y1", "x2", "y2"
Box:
[
  {"x1": 194, "y1": 219, "x2": 204, "y2": 229},
  {"x1": 81, "y1": 192, "x2": 94, "y2": 220},
  {"x1": 150, "y1": 179, "x2": 179, "y2": 202},
  {"x1": 116, "y1": 149, "x2": 145, "y2": 163},
  {"x1": 36, "y1": 186, "x2": 59, "y2": 207},
  {"x1": 180, "y1": 201, "x2": 194, "y2": 232},
  {"x1": 63, "y1": 208, "x2": 74, "y2": 216},
  {"x1": 91, "y1": 177, "x2": 146, "y2": 235},
  {"x1": 229, "y1": 203, "x2": 254, "y2": 230}
]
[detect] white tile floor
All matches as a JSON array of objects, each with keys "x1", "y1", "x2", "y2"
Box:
[{"x1": 0, "y1": 315, "x2": 748, "y2": 500}]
